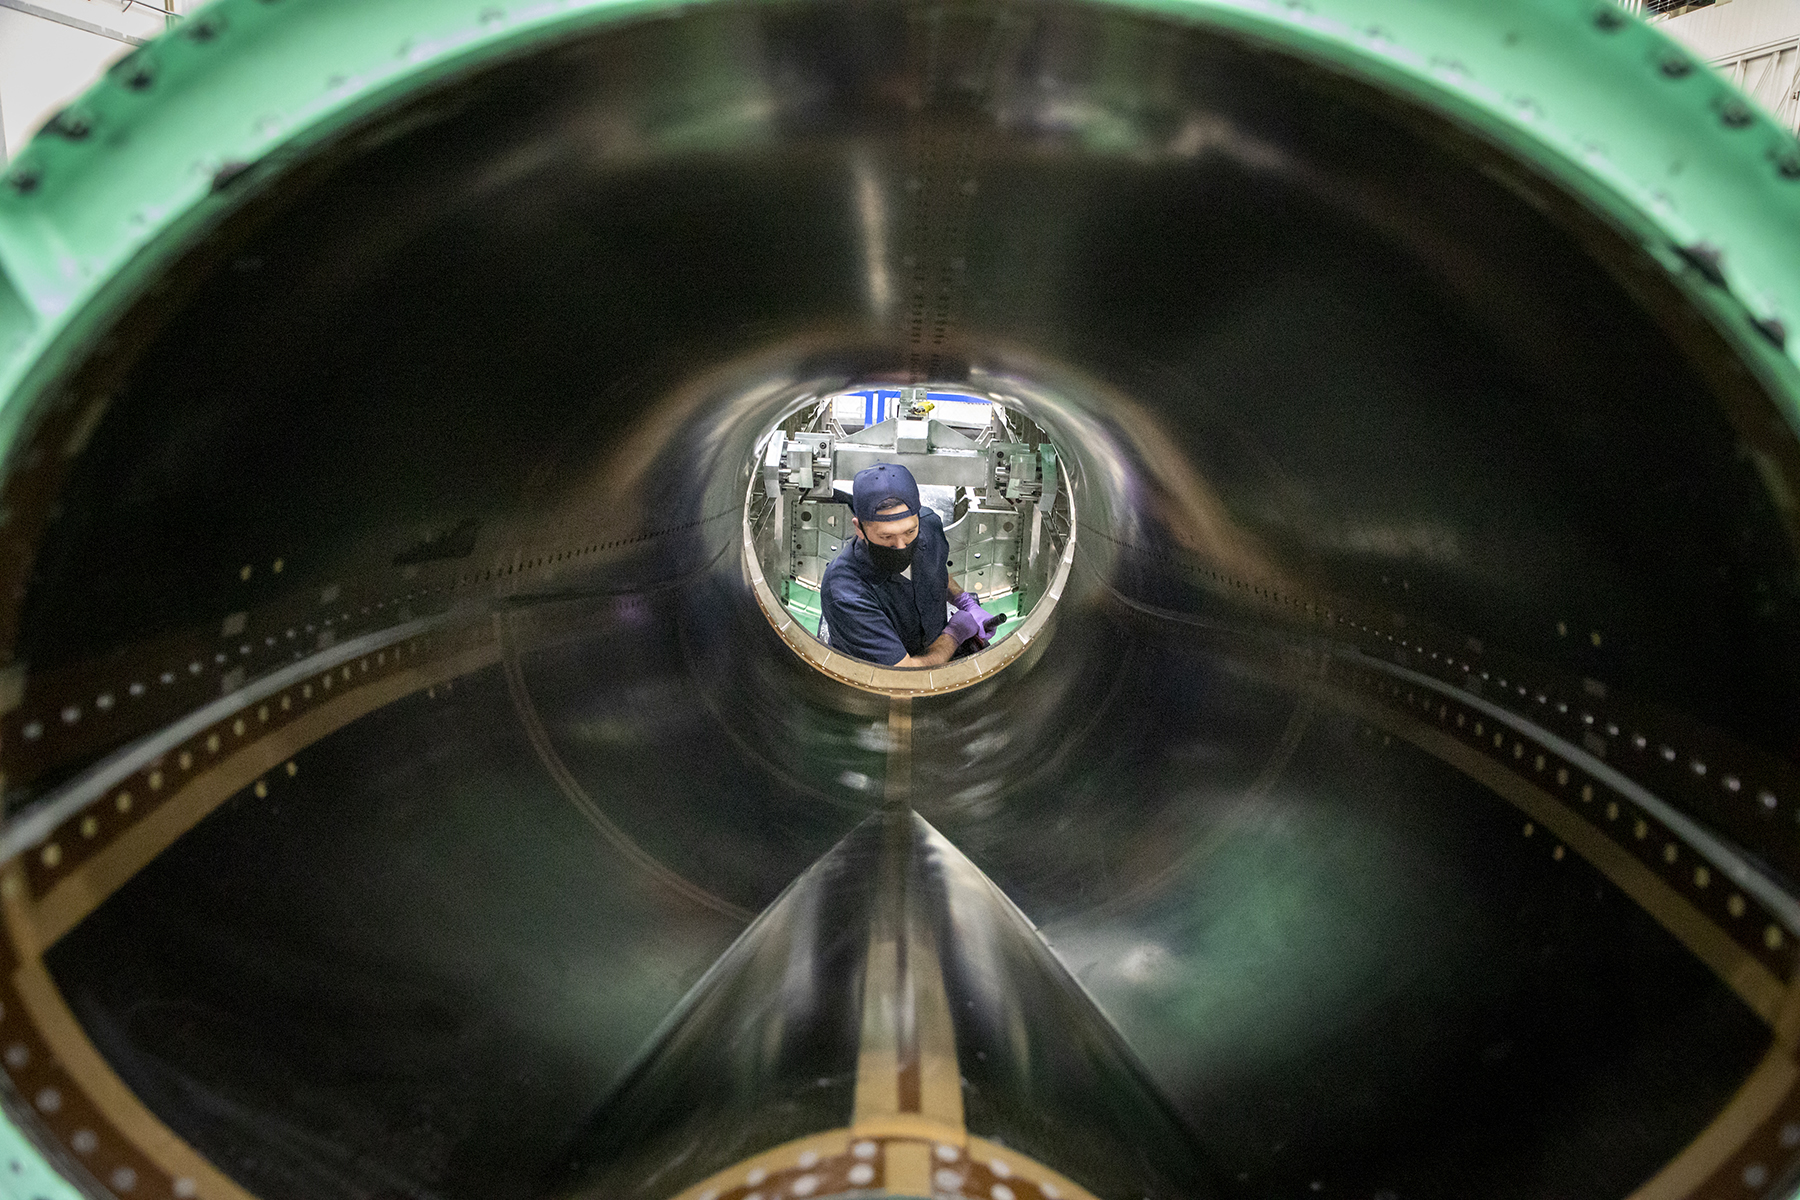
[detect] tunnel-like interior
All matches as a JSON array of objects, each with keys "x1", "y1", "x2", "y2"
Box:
[{"x1": 3, "y1": 3, "x2": 1800, "y2": 1200}]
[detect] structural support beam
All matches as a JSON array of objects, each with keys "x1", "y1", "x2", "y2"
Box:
[{"x1": 0, "y1": 0, "x2": 153, "y2": 46}]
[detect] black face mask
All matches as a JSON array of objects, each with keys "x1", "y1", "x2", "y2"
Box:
[{"x1": 864, "y1": 538, "x2": 916, "y2": 575}]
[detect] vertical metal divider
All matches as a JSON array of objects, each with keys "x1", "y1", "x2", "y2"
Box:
[{"x1": 850, "y1": 695, "x2": 968, "y2": 1194}]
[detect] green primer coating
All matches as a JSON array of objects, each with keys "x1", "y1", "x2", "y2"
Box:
[
  {"x1": 0, "y1": 0, "x2": 1798, "y2": 1189},
  {"x1": 783, "y1": 578, "x2": 826, "y2": 638},
  {"x1": 0, "y1": 1105, "x2": 86, "y2": 1200}
]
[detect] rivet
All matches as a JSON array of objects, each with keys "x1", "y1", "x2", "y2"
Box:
[
  {"x1": 178, "y1": 752, "x2": 192, "y2": 770},
  {"x1": 285, "y1": 761, "x2": 297, "y2": 776},
  {"x1": 45, "y1": 110, "x2": 92, "y2": 140},
  {"x1": 1695, "y1": 866, "x2": 1710, "y2": 887},
  {"x1": 1552, "y1": 845, "x2": 1565, "y2": 861},
  {"x1": 1729, "y1": 893, "x2": 1747, "y2": 918},
  {"x1": 39, "y1": 844, "x2": 60, "y2": 868},
  {"x1": 254, "y1": 780, "x2": 267, "y2": 799},
  {"x1": 1523, "y1": 822, "x2": 1535, "y2": 837},
  {"x1": 211, "y1": 160, "x2": 252, "y2": 193},
  {"x1": 1663, "y1": 843, "x2": 1678, "y2": 863},
  {"x1": 1675, "y1": 242, "x2": 1727, "y2": 287},
  {"x1": 239, "y1": 565, "x2": 252, "y2": 581},
  {"x1": 80, "y1": 816, "x2": 97, "y2": 838},
  {"x1": 1766, "y1": 925, "x2": 1784, "y2": 949}
]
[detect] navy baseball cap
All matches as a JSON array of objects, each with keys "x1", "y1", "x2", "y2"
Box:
[{"x1": 851, "y1": 463, "x2": 921, "y2": 525}]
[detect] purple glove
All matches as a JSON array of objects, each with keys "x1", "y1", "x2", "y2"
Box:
[
  {"x1": 945, "y1": 606, "x2": 986, "y2": 646},
  {"x1": 951, "y1": 591, "x2": 1008, "y2": 648}
]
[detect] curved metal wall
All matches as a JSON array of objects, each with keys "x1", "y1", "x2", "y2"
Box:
[{"x1": 2, "y1": 2, "x2": 1800, "y2": 1199}]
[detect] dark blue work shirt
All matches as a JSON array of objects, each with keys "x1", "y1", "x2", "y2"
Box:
[{"x1": 819, "y1": 507, "x2": 951, "y2": 666}]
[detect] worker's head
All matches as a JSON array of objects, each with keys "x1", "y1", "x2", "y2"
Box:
[{"x1": 850, "y1": 463, "x2": 921, "y2": 573}]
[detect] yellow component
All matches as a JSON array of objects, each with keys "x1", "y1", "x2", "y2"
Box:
[{"x1": 885, "y1": 1142, "x2": 932, "y2": 1195}]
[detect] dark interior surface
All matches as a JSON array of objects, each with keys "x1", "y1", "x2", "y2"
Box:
[{"x1": 8, "y1": 2, "x2": 1800, "y2": 1199}]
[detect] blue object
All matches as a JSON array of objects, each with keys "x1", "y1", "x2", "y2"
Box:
[
  {"x1": 848, "y1": 463, "x2": 921, "y2": 526},
  {"x1": 819, "y1": 509, "x2": 951, "y2": 666}
]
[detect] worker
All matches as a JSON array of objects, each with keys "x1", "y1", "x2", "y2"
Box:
[{"x1": 820, "y1": 462, "x2": 1007, "y2": 667}]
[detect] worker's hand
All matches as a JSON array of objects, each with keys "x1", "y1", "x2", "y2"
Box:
[
  {"x1": 945, "y1": 607, "x2": 988, "y2": 647},
  {"x1": 952, "y1": 591, "x2": 1008, "y2": 648}
]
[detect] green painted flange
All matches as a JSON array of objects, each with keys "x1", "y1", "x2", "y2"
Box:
[
  {"x1": 0, "y1": 0, "x2": 1797, "y2": 459},
  {"x1": 0, "y1": 0, "x2": 1798, "y2": 1190}
]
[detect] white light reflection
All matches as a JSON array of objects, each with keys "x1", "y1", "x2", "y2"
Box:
[
  {"x1": 852, "y1": 150, "x2": 893, "y2": 320},
  {"x1": 1118, "y1": 942, "x2": 1169, "y2": 984}
]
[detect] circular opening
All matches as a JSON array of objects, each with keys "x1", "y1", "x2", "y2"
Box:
[{"x1": 744, "y1": 386, "x2": 1074, "y2": 690}]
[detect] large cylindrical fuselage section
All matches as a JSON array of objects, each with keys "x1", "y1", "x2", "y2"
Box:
[{"x1": 2, "y1": 2, "x2": 1800, "y2": 1199}]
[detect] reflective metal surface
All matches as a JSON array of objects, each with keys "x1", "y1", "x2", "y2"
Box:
[{"x1": 0, "y1": 2, "x2": 1799, "y2": 1199}]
